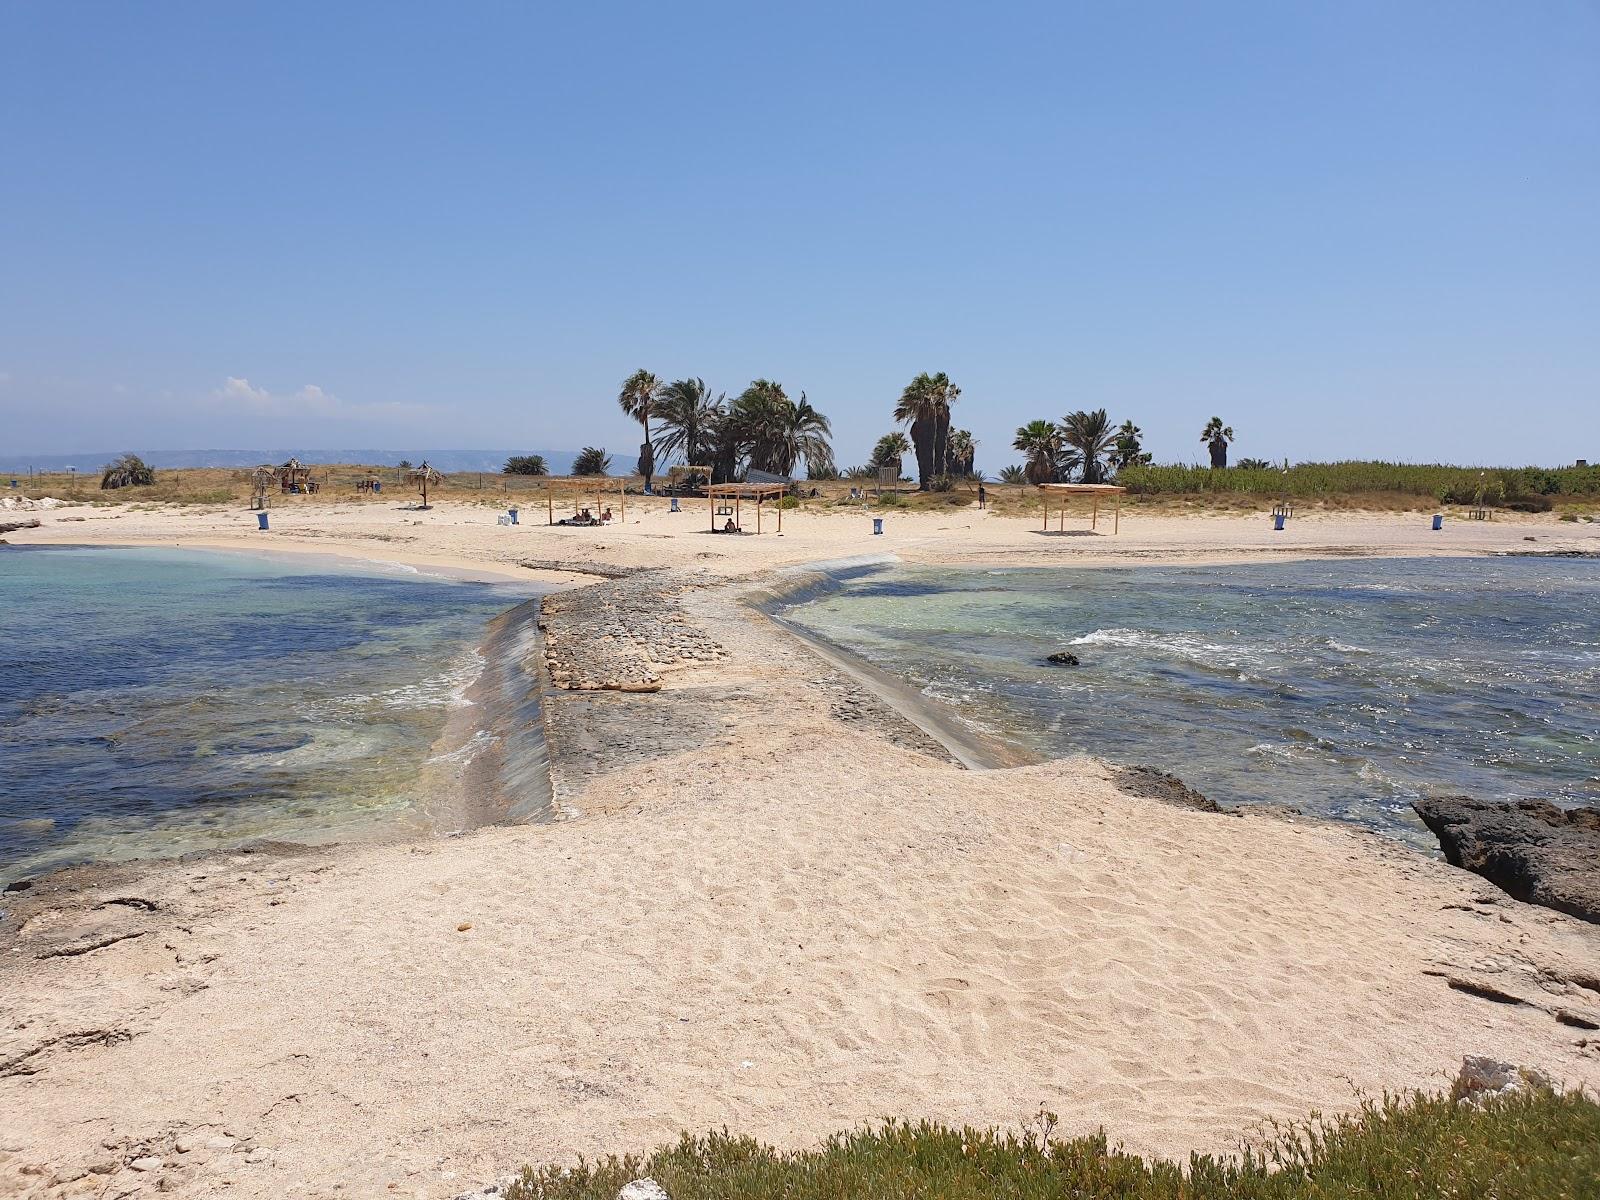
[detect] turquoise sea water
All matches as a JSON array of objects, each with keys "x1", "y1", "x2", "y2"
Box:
[
  {"x1": 0, "y1": 546, "x2": 536, "y2": 884},
  {"x1": 785, "y1": 557, "x2": 1600, "y2": 844}
]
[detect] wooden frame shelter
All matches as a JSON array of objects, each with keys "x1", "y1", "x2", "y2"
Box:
[
  {"x1": 356, "y1": 471, "x2": 382, "y2": 493},
  {"x1": 249, "y1": 466, "x2": 275, "y2": 510},
  {"x1": 538, "y1": 476, "x2": 627, "y2": 525},
  {"x1": 1039, "y1": 483, "x2": 1126, "y2": 534},
  {"x1": 276, "y1": 457, "x2": 315, "y2": 494},
  {"x1": 404, "y1": 461, "x2": 445, "y2": 508},
  {"x1": 665, "y1": 464, "x2": 712, "y2": 495},
  {"x1": 708, "y1": 483, "x2": 785, "y2": 534}
]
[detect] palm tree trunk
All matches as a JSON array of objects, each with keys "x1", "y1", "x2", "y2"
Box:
[
  {"x1": 910, "y1": 418, "x2": 934, "y2": 490},
  {"x1": 642, "y1": 403, "x2": 654, "y2": 492}
]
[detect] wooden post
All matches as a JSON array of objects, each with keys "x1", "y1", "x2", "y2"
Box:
[
  {"x1": 1043, "y1": 490, "x2": 1049, "y2": 532},
  {"x1": 619, "y1": 479, "x2": 625, "y2": 523},
  {"x1": 777, "y1": 491, "x2": 783, "y2": 533},
  {"x1": 1092, "y1": 494, "x2": 1098, "y2": 530},
  {"x1": 548, "y1": 487, "x2": 554, "y2": 525},
  {"x1": 1114, "y1": 492, "x2": 1120, "y2": 534},
  {"x1": 735, "y1": 494, "x2": 742, "y2": 532},
  {"x1": 710, "y1": 489, "x2": 715, "y2": 532},
  {"x1": 757, "y1": 495, "x2": 762, "y2": 535}
]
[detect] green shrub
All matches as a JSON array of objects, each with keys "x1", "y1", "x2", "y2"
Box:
[
  {"x1": 877, "y1": 492, "x2": 905, "y2": 507},
  {"x1": 1116, "y1": 460, "x2": 1600, "y2": 503},
  {"x1": 504, "y1": 1088, "x2": 1599, "y2": 1200}
]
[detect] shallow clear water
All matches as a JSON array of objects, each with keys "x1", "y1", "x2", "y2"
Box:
[
  {"x1": 0, "y1": 546, "x2": 534, "y2": 883},
  {"x1": 786, "y1": 557, "x2": 1600, "y2": 844}
]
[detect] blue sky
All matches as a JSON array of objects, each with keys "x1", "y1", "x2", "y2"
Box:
[{"x1": 2, "y1": 1, "x2": 1596, "y2": 470}]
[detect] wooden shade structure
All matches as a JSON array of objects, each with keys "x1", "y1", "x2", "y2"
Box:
[
  {"x1": 405, "y1": 461, "x2": 445, "y2": 508},
  {"x1": 665, "y1": 464, "x2": 712, "y2": 494},
  {"x1": 249, "y1": 466, "x2": 275, "y2": 510},
  {"x1": 1039, "y1": 483, "x2": 1126, "y2": 534},
  {"x1": 277, "y1": 457, "x2": 314, "y2": 493},
  {"x1": 538, "y1": 476, "x2": 626, "y2": 525},
  {"x1": 708, "y1": 482, "x2": 786, "y2": 534}
]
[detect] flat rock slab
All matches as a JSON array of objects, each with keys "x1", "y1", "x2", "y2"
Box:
[{"x1": 1413, "y1": 796, "x2": 1600, "y2": 923}]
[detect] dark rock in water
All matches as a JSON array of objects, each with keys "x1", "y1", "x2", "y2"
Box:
[
  {"x1": 1110, "y1": 765, "x2": 1222, "y2": 813},
  {"x1": 1045, "y1": 651, "x2": 1081, "y2": 666},
  {"x1": 2, "y1": 878, "x2": 33, "y2": 893},
  {"x1": 1413, "y1": 797, "x2": 1600, "y2": 924}
]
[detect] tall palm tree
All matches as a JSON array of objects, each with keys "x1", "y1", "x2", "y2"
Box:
[
  {"x1": 1110, "y1": 421, "x2": 1150, "y2": 473},
  {"x1": 947, "y1": 429, "x2": 976, "y2": 477},
  {"x1": 893, "y1": 372, "x2": 960, "y2": 488},
  {"x1": 871, "y1": 431, "x2": 912, "y2": 477},
  {"x1": 1201, "y1": 416, "x2": 1234, "y2": 469},
  {"x1": 1059, "y1": 409, "x2": 1119, "y2": 484},
  {"x1": 730, "y1": 381, "x2": 833, "y2": 477},
  {"x1": 1013, "y1": 420, "x2": 1066, "y2": 485},
  {"x1": 654, "y1": 378, "x2": 724, "y2": 467},
  {"x1": 618, "y1": 369, "x2": 663, "y2": 490}
]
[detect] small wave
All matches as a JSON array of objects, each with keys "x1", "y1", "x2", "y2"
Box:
[
  {"x1": 330, "y1": 649, "x2": 486, "y2": 713},
  {"x1": 1324, "y1": 639, "x2": 1371, "y2": 654},
  {"x1": 1066, "y1": 627, "x2": 1267, "y2": 669},
  {"x1": 427, "y1": 729, "x2": 501, "y2": 765}
]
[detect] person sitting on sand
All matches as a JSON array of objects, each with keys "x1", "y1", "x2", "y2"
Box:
[
  {"x1": 600, "y1": 506, "x2": 613, "y2": 523},
  {"x1": 723, "y1": 518, "x2": 737, "y2": 533}
]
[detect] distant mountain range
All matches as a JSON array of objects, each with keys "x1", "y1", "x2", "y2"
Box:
[{"x1": 1, "y1": 449, "x2": 581, "y2": 475}]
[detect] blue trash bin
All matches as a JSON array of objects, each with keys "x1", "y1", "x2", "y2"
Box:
[
  {"x1": 670, "y1": 497, "x2": 680, "y2": 512},
  {"x1": 508, "y1": 508, "x2": 519, "y2": 525},
  {"x1": 7, "y1": 479, "x2": 16, "y2": 489},
  {"x1": 1432, "y1": 514, "x2": 1443, "y2": 531},
  {"x1": 1273, "y1": 513, "x2": 1285, "y2": 531},
  {"x1": 373, "y1": 481, "x2": 382, "y2": 493},
  {"x1": 257, "y1": 512, "x2": 270, "y2": 531},
  {"x1": 872, "y1": 517, "x2": 884, "y2": 535}
]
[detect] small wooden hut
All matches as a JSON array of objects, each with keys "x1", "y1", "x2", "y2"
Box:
[
  {"x1": 1038, "y1": 483, "x2": 1126, "y2": 534},
  {"x1": 277, "y1": 458, "x2": 314, "y2": 494},
  {"x1": 405, "y1": 461, "x2": 445, "y2": 508},
  {"x1": 708, "y1": 482, "x2": 786, "y2": 534}
]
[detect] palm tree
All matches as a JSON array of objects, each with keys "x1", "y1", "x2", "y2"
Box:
[
  {"x1": 731, "y1": 381, "x2": 833, "y2": 477},
  {"x1": 1236, "y1": 457, "x2": 1271, "y2": 470},
  {"x1": 871, "y1": 431, "x2": 912, "y2": 477},
  {"x1": 1013, "y1": 420, "x2": 1066, "y2": 485},
  {"x1": 503, "y1": 454, "x2": 549, "y2": 476},
  {"x1": 618, "y1": 369, "x2": 662, "y2": 490},
  {"x1": 947, "y1": 429, "x2": 977, "y2": 477},
  {"x1": 1201, "y1": 417, "x2": 1234, "y2": 469},
  {"x1": 893, "y1": 372, "x2": 960, "y2": 488},
  {"x1": 100, "y1": 453, "x2": 155, "y2": 489},
  {"x1": 572, "y1": 447, "x2": 611, "y2": 476},
  {"x1": 1110, "y1": 421, "x2": 1151, "y2": 473},
  {"x1": 654, "y1": 378, "x2": 724, "y2": 467},
  {"x1": 1060, "y1": 409, "x2": 1119, "y2": 484},
  {"x1": 998, "y1": 464, "x2": 1027, "y2": 484}
]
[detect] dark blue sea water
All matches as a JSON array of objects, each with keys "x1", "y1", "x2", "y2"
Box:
[
  {"x1": 0, "y1": 546, "x2": 535, "y2": 883},
  {"x1": 786, "y1": 557, "x2": 1600, "y2": 844}
]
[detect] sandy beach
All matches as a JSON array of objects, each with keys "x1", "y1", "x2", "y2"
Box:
[{"x1": 3, "y1": 497, "x2": 1599, "y2": 1199}]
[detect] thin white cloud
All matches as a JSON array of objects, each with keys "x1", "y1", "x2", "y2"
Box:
[{"x1": 211, "y1": 377, "x2": 428, "y2": 419}]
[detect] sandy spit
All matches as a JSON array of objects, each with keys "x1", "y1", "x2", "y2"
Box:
[{"x1": 1, "y1": 498, "x2": 1598, "y2": 1199}]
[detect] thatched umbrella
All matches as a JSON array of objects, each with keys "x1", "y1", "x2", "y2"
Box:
[
  {"x1": 405, "y1": 461, "x2": 445, "y2": 508},
  {"x1": 249, "y1": 466, "x2": 275, "y2": 509},
  {"x1": 100, "y1": 453, "x2": 155, "y2": 490}
]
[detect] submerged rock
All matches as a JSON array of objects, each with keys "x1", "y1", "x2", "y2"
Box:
[
  {"x1": 1045, "y1": 651, "x2": 1081, "y2": 666},
  {"x1": 1413, "y1": 796, "x2": 1600, "y2": 923}
]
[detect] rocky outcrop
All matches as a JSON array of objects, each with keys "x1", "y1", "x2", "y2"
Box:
[
  {"x1": 1109, "y1": 765, "x2": 1222, "y2": 813},
  {"x1": 540, "y1": 570, "x2": 727, "y2": 693},
  {"x1": 0, "y1": 518, "x2": 41, "y2": 535},
  {"x1": 1045, "y1": 651, "x2": 1080, "y2": 666},
  {"x1": 1413, "y1": 797, "x2": 1600, "y2": 923}
]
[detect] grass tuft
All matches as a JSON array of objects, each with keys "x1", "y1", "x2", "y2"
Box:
[{"x1": 503, "y1": 1088, "x2": 1600, "y2": 1200}]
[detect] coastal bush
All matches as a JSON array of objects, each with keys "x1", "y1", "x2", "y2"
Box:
[
  {"x1": 100, "y1": 453, "x2": 156, "y2": 489},
  {"x1": 503, "y1": 1088, "x2": 1600, "y2": 1200},
  {"x1": 1115, "y1": 460, "x2": 1600, "y2": 504}
]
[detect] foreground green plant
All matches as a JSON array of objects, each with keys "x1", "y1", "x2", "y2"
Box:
[{"x1": 504, "y1": 1088, "x2": 1599, "y2": 1200}]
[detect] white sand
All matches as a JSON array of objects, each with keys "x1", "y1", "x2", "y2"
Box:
[{"x1": 2, "y1": 498, "x2": 1598, "y2": 1198}]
